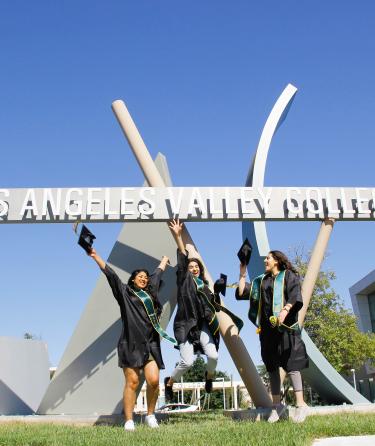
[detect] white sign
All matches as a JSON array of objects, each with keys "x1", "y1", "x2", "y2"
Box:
[{"x1": 0, "y1": 187, "x2": 375, "y2": 223}]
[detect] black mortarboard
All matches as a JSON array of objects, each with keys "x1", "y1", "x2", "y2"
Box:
[
  {"x1": 214, "y1": 273, "x2": 227, "y2": 297},
  {"x1": 237, "y1": 238, "x2": 252, "y2": 265},
  {"x1": 78, "y1": 224, "x2": 96, "y2": 253}
]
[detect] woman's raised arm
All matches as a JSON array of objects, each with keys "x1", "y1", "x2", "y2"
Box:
[
  {"x1": 169, "y1": 219, "x2": 186, "y2": 255},
  {"x1": 88, "y1": 248, "x2": 106, "y2": 270},
  {"x1": 157, "y1": 255, "x2": 170, "y2": 271},
  {"x1": 238, "y1": 263, "x2": 247, "y2": 296}
]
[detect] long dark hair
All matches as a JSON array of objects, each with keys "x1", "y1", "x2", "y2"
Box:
[
  {"x1": 127, "y1": 269, "x2": 163, "y2": 316},
  {"x1": 269, "y1": 250, "x2": 298, "y2": 274},
  {"x1": 127, "y1": 269, "x2": 150, "y2": 289},
  {"x1": 188, "y1": 257, "x2": 208, "y2": 283}
]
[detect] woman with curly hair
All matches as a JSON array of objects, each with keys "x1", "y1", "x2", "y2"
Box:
[
  {"x1": 236, "y1": 250, "x2": 309, "y2": 423},
  {"x1": 164, "y1": 219, "x2": 230, "y2": 400}
]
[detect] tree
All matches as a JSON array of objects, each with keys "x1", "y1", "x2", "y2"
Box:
[
  {"x1": 256, "y1": 364, "x2": 269, "y2": 389},
  {"x1": 293, "y1": 252, "x2": 375, "y2": 375},
  {"x1": 23, "y1": 332, "x2": 36, "y2": 340}
]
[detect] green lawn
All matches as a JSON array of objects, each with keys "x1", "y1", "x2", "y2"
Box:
[{"x1": 0, "y1": 413, "x2": 375, "y2": 446}]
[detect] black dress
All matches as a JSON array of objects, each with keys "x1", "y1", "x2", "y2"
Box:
[
  {"x1": 102, "y1": 264, "x2": 165, "y2": 369},
  {"x1": 173, "y1": 251, "x2": 220, "y2": 353},
  {"x1": 236, "y1": 269, "x2": 308, "y2": 373}
]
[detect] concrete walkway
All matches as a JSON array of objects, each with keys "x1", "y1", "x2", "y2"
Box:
[
  {"x1": 312, "y1": 436, "x2": 375, "y2": 445},
  {"x1": 0, "y1": 413, "x2": 168, "y2": 426},
  {"x1": 224, "y1": 403, "x2": 375, "y2": 422}
]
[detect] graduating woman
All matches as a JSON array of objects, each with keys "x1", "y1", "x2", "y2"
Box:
[
  {"x1": 164, "y1": 219, "x2": 242, "y2": 401},
  {"x1": 236, "y1": 250, "x2": 309, "y2": 423},
  {"x1": 88, "y1": 248, "x2": 175, "y2": 431}
]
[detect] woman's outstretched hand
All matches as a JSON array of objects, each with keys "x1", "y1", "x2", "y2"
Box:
[
  {"x1": 169, "y1": 218, "x2": 186, "y2": 254},
  {"x1": 88, "y1": 248, "x2": 106, "y2": 270},
  {"x1": 159, "y1": 255, "x2": 170, "y2": 271},
  {"x1": 169, "y1": 218, "x2": 183, "y2": 237},
  {"x1": 88, "y1": 247, "x2": 96, "y2": 257}
]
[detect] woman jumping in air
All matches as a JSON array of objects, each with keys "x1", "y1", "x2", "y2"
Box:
[{"x1": 164, "y1": 219, "x2": 242, "y2": 401}]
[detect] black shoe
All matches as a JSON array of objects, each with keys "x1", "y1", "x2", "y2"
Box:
[
  {"x1": 164, "y1": 377, "x2": 173, "y2": 402},
  {"x1": 205, "y1": 371, "x2": 213, "y2": 393}
]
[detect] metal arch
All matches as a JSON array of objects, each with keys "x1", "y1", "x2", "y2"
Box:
[
  {"x1": 247, "y1": 83, "x2": 298, "y2": 189},
  {"x1": 243, "y1": 84, "x2": 297, "y2": 277}
]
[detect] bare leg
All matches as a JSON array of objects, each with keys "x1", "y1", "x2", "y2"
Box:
[
  {"x1": 295, "y1": 391, "x2": 307, "y2": 406},
  {"x1": 143, "y1": 360, "x2": 160, "y2": 415},
  {"x1": 123, "y1": 367, "x2": 140, "y2": 422},
  {"x1": 279, "y1": 368, "x2": 286, "y2": 387}
]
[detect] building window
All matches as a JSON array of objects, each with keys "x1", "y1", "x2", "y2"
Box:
[{"x1": 368, "y1": 293, "x2": 375, "y2": 333}]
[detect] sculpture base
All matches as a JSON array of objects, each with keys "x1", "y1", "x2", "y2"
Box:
[{"x1": 224, "y1": 403, "x2": 375, "y2": 422}]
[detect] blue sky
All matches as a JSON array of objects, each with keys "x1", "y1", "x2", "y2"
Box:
[{"x1": 1, "y1": 1, "x2": 375, "y2": 379}]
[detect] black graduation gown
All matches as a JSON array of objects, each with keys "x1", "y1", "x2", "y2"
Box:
[
  {"x1": 236, "y1": 269, "x2": 308, "y2": 373},
  {"x1": 173, "y1": 251, "x2": 220, "y2": 353},
  {"x1": 102, "y1": 264, "x2": 165, "y2": 369}
]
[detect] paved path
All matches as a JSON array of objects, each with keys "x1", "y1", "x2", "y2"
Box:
[
  {"x1": 312, "y1": 436, "x2": 375, "y2": 445},
  {"x1": 0, "y1": 413, "x2": 167, "y2": 426},
  {"x1": 225, "y1": 403, "x2": 375, "y2": 421}
]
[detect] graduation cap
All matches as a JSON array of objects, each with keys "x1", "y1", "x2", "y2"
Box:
[
  {"x1": 237, "y1": 238, "x2": 253, "y2": 265},
  {"x1": 214, "y1": 273, "x2": 227, "y2": 297},
  {"x1": 77, "y1": 224, "x2": 96, "y2": 254}
]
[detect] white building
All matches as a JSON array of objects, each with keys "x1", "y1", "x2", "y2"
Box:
[
  {"x1": 349, "y1": 271, "x2": 375, "y2": 389},
  {"x1": 134, "y1": 380, "x2": 249, "y2": 413},
  {"x1": 350, "y1": 269, "x2": 375, "y2": 335}
]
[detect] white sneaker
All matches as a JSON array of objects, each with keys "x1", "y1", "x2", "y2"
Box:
[
  {"x1": 267, "y1": 404, "x2": 287, "y2": 423},
  {"x1": 293, "y1": 405, "x2": 309, "y2": 423},
  {"x1": 124, "y1": 419, "x2": 135, "y2": 431},
  {"x1": 145, "y1": 414, "x2": 159, "y2": 429}
]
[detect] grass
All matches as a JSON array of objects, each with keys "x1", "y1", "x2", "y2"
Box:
[{"x1": 0, "y1": 412, "x2": 375, "y2": 446}]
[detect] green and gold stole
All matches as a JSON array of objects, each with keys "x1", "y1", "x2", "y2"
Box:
[
  {"x1": 249, "y1": 271, "x2": 300, "y2": 332},
  {"x1": 193, "y1": 277, "x2": 244, "y2": 334},
  {"x1": 248, "y1": 274, "x2": 265, "y2": 328},
  {"x1": 131, "y1": 288, "x2": 177, "y2": 346}
]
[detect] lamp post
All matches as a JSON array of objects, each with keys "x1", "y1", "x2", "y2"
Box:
[
  {"x1": 215, "y1": 377, "x2": 226, "y2": 410},
  {"x1": 350, "y1": 368, "x2": 357, "y2": 390},
  {"x1": 181, "y1": 376, "x2": 184, "y2": 404},
  {"x1": 369, "y1": 378, "x2": 374, "y2": 403}
]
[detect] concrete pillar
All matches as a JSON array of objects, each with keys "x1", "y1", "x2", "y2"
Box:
[
  {"x1": 234, "y1": 385, "x2": 238, "y2": 410},
  {"x1": 112, "y1": 99, "x2": 272, "y2": 408},
  {"x1": 181, "y1": 377, "x2": 184, "y2": 404},
  {"x1": 299, "y1": 219, "x2": 335, "y2": 326}
]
